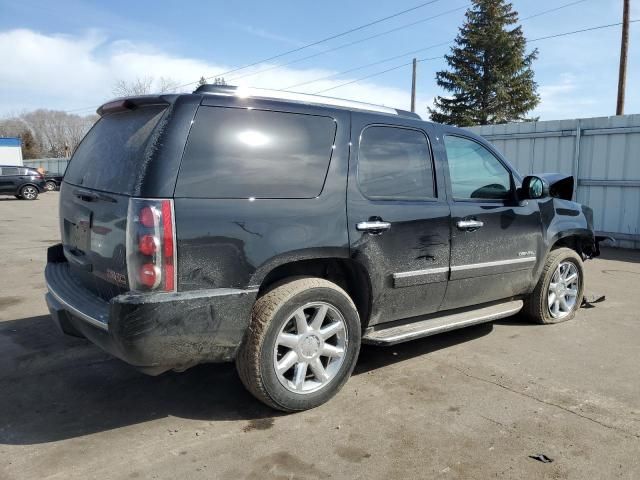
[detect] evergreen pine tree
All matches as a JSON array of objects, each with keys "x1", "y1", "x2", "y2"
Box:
[{"x1": 428, "y1": 0, "x2": 539, "y2": 126}]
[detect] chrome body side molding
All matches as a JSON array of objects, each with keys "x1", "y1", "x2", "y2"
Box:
[
  {"x1": 393, "y1": 267, "x2": 449, "y2": 288},
  {"x1": 392, "y1": 257, "x2": 536, "y2": 287},
  {"x1": 449, "y1": 256, "x2": 536, "y2": 280}
]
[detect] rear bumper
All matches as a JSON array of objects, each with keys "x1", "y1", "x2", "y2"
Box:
[{"x1": 45, "y1": 244, "x2": 257, "y2": 374}]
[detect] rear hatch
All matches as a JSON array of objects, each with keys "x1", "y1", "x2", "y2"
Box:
[{"x1": 60, "y1": 104, "x2": 168, "y2": 300}]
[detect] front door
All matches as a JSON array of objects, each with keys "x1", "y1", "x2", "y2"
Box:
[
  {"x1": 347, "y1": 115, "x2": 451, "y2": 326},
  {"x1": 440, "y1": 134, "x2": 543, "y2": 310}
]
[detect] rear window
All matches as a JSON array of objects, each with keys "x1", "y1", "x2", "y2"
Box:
[
  {"x1": 175, "y1": 106, "x2": 337, "y2": 199},
  {"x1": 64, "y1": 106, "x2": 166, "y2": 194}
]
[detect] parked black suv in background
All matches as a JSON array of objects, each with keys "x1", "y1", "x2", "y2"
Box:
[
  {"x1": 45, "y1": 86, "x2": 602, "y2": 411},
  {"x1": 0, "y1": 165, "x2": 46, "y2": 200}
]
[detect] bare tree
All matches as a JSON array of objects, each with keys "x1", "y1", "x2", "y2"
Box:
[
  {"x1": 112, "y1": 77, "x2": 154, "y2": 96},
  {"x1": 0, "y1": 117, "x2": 41, "y2": 158},
  {"x1": 112, "y1": 76, "x2": 181, "y2": 96},
  {"x1": 158, "y1": 76, "x2": 180, "y2": 93},
  {"x1": 1, "y1": 110, "x2": 97, "y2": 158}
]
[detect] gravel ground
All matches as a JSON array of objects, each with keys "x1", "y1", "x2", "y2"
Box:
[{"x1": 1, "y1": 191, "x2": 639, "y2": 479}]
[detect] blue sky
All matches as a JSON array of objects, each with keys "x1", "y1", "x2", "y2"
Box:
[{"x1": 0, "y1": 0, "x2": 638, "y2": 120}]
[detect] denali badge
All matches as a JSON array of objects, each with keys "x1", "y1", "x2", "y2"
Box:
[
  {"x1": 518, "y1": 251, "x2": 536, "y2": 257},
  {"x1": 106, "y1": 269, "x2": 127, "y2": 286}
]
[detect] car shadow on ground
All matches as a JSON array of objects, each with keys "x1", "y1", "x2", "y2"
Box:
[
  {"x1": 0, "y1": 313, "x2": 493, "y2": 445},
  {"x1": 598, "y1": 246, "x2": 640, "y2": 264}
]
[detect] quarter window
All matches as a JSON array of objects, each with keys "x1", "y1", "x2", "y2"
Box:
[
  {"x1": 358, "y1": 126, "x2": 434, "y2": 200},
  {"x1": 444, "y1": 136, "x2": 511, "y2": 200},
  {"x1": 176, "y1": 107, "x2": 337, "y2": 199}
]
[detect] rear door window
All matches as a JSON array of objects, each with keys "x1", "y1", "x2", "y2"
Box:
[
  {"x1": 176, "y1": 106, "x2": 337, "y2": 199},
  {"x1": 64, "y1": 106, "x2": 166, "y2": 195},
  {"x1": 357, "y1": 125, "x2": 435, "y2": 200}
]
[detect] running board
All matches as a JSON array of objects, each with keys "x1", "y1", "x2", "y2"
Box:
[{"x1": 362, "y1": 300, "x2": 523, "y2": 346}]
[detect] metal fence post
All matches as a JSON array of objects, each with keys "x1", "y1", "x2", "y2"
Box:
[{"x1": 572, "y1": 120, "x2": 581, "y2": 201}]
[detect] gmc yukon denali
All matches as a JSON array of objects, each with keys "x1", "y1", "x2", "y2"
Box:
[{"x1": 45, "y1": 85, "x2": 602, "y2": 411}]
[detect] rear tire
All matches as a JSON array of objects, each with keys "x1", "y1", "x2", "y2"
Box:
[
  {"x1": 236, "y1": 277, "x2": 361, "y2": 412},
  {"x1": 45, "y1": 181, "x2": 57, "y2": 191},
  {"x1": 524, "y1": 247, "x2": 584, "y2": 324},
  {"x1": 19, "y1": 185, "x2": 38, "y2": 200}
]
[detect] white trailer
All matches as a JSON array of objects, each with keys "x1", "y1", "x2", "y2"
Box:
[{"x1": 0, "y1": 138, "x2": 23, "y2": 166}]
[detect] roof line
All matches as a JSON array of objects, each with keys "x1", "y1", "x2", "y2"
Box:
[{"x1": 195, "y1": 85, "x2": 421, "y2": 119}]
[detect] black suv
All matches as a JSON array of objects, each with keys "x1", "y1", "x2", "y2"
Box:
[
  {"x1": 45, "y1": 86, "x2": 602, "y2": 411},
  {"x1": 0, "y1": 165, "x2": 46, "y2": 200}
]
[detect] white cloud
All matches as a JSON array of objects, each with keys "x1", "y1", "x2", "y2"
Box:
[
  {"x1": 531, "y1": 73, "x2": 598, "y2": 120},
  {"x1": 231, "y1": 23, "x2": 309, "y2": 48},
  {"x1": 0, "y1": 28, "x2": 429, "y2": 118}
]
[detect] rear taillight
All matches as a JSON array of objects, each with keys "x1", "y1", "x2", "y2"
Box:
[{"x1": 126, "y1": 198, "x2": 177, "y2": 292}]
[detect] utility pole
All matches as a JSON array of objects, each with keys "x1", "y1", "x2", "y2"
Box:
[
  {"x1": 410, "y1": 58, "x2": 417, "y2": 113},
  {"x1": 616, "y1": 0, "x2": 630, "y2": 115}
]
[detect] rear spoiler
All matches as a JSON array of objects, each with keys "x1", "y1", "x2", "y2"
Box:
[{"x1": 97, "y1": 95, "x2": 174, "y2": 116}]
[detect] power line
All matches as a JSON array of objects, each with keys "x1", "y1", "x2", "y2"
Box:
[
  {"x1": 225, "y1": 5, "x2": 469, "y2": 83},
  {"x1": 313, "y1": 56, "x2": 443, "y2": 94},
  {"x1": 221, "y1": 0, "x2": 588, "y2": 85},
  {"x1": 174, "y1": 0, "x2": 446, "y2": 90},
  {"x1": 226, "y1": 0, "x2": 589, "y2": 85},
  {"x1": 64, "y1": 0, "x2": 447, "y2": 113},
  {"x1": 62, "y1": 0, "x2": 605, "y2": 114},
  {"x1": 311, "y1": 19, "x2": 639, "y2": 94},
  {"x1": 520, "y1": 0, "x2": 589, "y2": 21},
  {"x1": 282, "y1": 40, "x2": 452, "y2": 90},
  {"x1": 283, "y1": 0, "x2": 591, "y2": 92},
  {"x1": 529, "y1": 19, "x2": 639, "y2": 43}
]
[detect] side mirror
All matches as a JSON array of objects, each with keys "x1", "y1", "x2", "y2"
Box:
[{"x1": 521, "y1": 175, "x2": 549, "y2": 200}]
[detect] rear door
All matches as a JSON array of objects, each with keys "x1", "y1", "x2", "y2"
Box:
[
  {"x1": 347, "y1": 114, "x2": 450, "y2": 326},
  {"x1": 60, "y1": 104, "x2": 168, "y2": 299},
  {"x1": 440, "y1": 133, "x2": 543, "y2": 310}
]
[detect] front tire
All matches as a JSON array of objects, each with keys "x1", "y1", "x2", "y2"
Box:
[
  {"x1": 45, "y1": 181, "x2": 57, "y2": 191},
  {"x1": 525, "y1": 247, "x2": 584, "y2": 324},
  {"x1": 236, "y1": 277, "x2": 361, "y2": 412}
]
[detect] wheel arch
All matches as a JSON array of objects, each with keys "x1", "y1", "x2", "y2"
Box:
[
  {"x1": 18, "y1": 182, "x2": 42, "y2": 192},
  {"x1": 548, "y1": 230, "x2": 597, "y2": 259},
  {"x1": 255, "y1": 257, "x2": 373, "y2": 330}
]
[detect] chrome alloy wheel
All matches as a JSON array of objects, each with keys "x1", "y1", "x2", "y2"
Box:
[
  {"x1": 273, "y1": 302, "x2": 348, "y2": 394},
  {"x1": 548, "y1": 261, "x2": 580, "y2": 319},
  {"x1": 21, "y1": 186, "x2": 37, "y2": 200}
]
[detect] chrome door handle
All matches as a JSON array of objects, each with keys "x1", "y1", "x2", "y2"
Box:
[
  {"x1": 456, "y1": 219, "x2": 484, "y2": 230},
  {"x1": 356, "y1": 220, "x2": 391, "y2": 233}
]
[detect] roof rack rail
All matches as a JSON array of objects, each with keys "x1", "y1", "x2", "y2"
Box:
[{"x1": 194, "y1": 84, "x2": 421, "y2": 119}]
